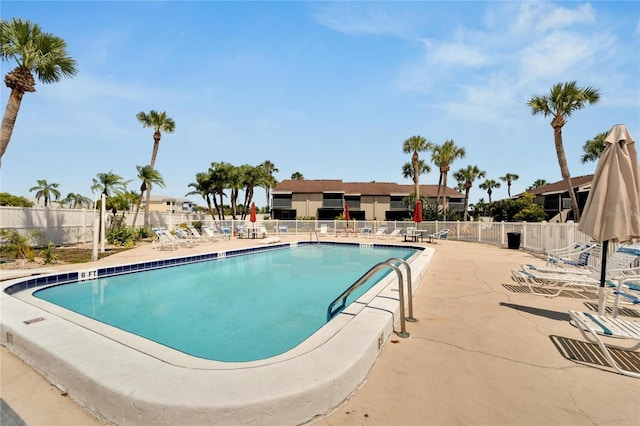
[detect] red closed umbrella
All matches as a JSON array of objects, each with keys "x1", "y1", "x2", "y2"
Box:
[
  {"x1": 344, "y1": 203, "x2": 350, "y2": 221},
  {"x1": 413, "y1": 199, "x2": 423, "y2": 223},
  {"x1": 250, "y1": 202, "x2": 257, "y2": 223}
]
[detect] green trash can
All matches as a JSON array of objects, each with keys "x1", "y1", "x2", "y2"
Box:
[{"x1": 507, "y1": 232, "x2": 521, "y2": 249}]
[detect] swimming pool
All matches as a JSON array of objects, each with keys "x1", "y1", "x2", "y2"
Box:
[
  {"x1": 2, "y1": 240, "x2": 434, "y2": 425},
  {"x1": 32, "y1": 244, "x2": 414, "y2": 362}
]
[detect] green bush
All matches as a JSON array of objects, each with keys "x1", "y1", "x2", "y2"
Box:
[
  {"x1": 40, "y1": 241, "x2": 58, "y2": 264},
  {"x1": 106, "y1": 225, "x2": 137, "y2": 247},
  {"x1": 0, "y1": 229, "x2": 42, "y2": 260}
]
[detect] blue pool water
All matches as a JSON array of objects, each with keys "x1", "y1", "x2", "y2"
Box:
[{"x1": 34, "y1": 244, "x2": 415, "y2": 362}]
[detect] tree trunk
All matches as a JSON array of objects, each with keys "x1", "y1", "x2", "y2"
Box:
[
  {"x1": 413, "y1": 151, "x2": 420, "y2": 200},
  {"x1": 0, "y1": 88, "x2": 25, "y2": 162},
  {"x1": 149, "y1": 132, "x2": 161, "y2": 169},
  {"x1": 436, "y1": 171, "x2": 443, "y2": 206},
  {"x1": 552, "y1": 119, "x2": 581, "y2": 222},
  {"x1": 144, "y1": 183, "x2": 152, "y2": 227}
]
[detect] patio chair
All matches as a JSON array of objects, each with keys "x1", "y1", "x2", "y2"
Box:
[
  {"x1": 427, "y1": 229, "x2": 449, "y2": 243},
  {"x1": 219, "y1": 226, "x2": 233, "y2": 240},
  {"x1": 359, "y1": 226, "x2": 373, "y2": 237},
  {"x1": 370, "y1": 227, "x2": 387, "y2": 238},
  {"x1": 151, "y1": 228, "x2": 179, "y2": 251},
  {"x1": 383, "y1": 229, "x2": 402, "y2": 239},
  {"x1": 568, "y1": 310, "x2": 640, "y2": 378},
  {"x1": 173, "y1": 228, "x2": 197, "y2": 247},
  {"x1": 278, "y1": 225, "x2": 288, "y2": 234},
  {"x1": 546, "y1": 242, "x2": 598, "y2": 267},
  {"x1": 202, "y1": 226, "x2": 220, "y2": 241},
  {"x1": 257, "y1": 225, "x2": 268, "y2": 238}
]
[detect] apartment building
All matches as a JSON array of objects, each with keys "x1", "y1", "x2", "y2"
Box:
[{"x1": 271, "y1": 179, "x2": 465, "y2": 220}]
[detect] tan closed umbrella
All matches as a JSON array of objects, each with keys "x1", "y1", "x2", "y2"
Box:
[{"x1": 578, "y1": 124, "x2": 640, "y2": 314}]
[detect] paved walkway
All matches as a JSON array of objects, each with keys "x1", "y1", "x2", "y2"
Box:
[{"x1": 1, "y1": 237, "x2": 639, "y2": 425}]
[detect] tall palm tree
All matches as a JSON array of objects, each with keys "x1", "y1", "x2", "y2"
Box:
[
  {"x1": 431, "y1": 139, "x2": 466, "y2": 211},
  {"x1": 260, "y1": 160, "x2": 279, "y2": 212},
  {"x1": 402, "y1": 135, "x2": 433, "y2": 200},
  {"x1": 133, "y1": 165, "x2": 165, "y2": 228},
  {"x1": 0, "y1": 18, "x2": 78, "y2": 163},
  {"x1": 528, "y1": 81, "x2": 600, "y2": 221},
  {"x1": 291, "y1": 172, "x2": 304, "y2": 180},
  {"x1": 499, "y1": 173, "x2": 519, "y2": 198},
  {"x1": 241, "y1": 164, "x2": 263, "y2": 219},
  {"x1": 28, "y1": 179, "x2": 61, "y2": 206},
  {"x1": 478, "y1": 179, "x2": 501, "y2": 203},
  {"x1": 136, "y1": 110, "x2": 176, "y2": 169},
  {"x1": 209, "y1": 161, "x2": 233, "y2": 220},
  {"x1": 136, "y1": 110, "x2": 175, "y2": 219},
  {"x1": 91, "y1": 171, "x2": 129, "y2": 239},
  {"x1": 453, "y1": 165, "x2": 486, "y2": 221},
  {"x1": 581, "y1": 131, "x2": 607, "y2": 164}
]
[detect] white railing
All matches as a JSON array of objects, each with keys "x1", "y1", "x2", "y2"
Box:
[{"x1": 0, "y1": 206, "x2": 591, "y2": 254}]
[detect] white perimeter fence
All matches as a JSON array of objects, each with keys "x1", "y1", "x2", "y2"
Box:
[{"x1": 0, "y1": 206, "x2": 592, "y2": 255}]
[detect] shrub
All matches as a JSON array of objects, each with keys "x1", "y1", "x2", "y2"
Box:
[
  {"x1": 0, "y1": 229, "x2": 42, "y2": 260},
  {"x1": 106, "y1": 225, "x2": 137, "y2": 247},
  {"x1": 40, "y1": 241, "x2": 59, "y2": 264}
]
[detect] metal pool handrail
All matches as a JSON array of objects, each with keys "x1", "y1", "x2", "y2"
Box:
[{"x1": 326, "y1": 258, "x2": 411, "y2": 338}]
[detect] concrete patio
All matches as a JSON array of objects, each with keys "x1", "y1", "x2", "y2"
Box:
[{"x1": 1, "y1": 236, "x2": 638, "y2": 425}]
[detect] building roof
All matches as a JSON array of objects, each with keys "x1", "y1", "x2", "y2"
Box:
[
  {"x1": 148, "y1": 194, "x2": 196, "y2": 203},
  {"x1": 517, "y1": 174, "x2": 594, "y2": 197},
  {"x1": 273, "y1": 180, "x2": 464, "y2": 198}
]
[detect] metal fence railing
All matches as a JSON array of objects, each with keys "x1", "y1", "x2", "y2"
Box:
[{"x1": 0, "y1": 206, "x2": 592, "y2": 254}]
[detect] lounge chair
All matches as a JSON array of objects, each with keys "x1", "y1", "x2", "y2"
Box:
[
  {"x1": 511, "y1": 265, "x2": 640, "y2": 298},
  {"x1": 151, "y1": 228, "x2": 179, "y2": 251},
  {"x1": 279, "y1": 225, "x2": 288, "y2": 234},
  {"x1": 383, "y1": 229, "x2": 402, "y2": 239},
  {"x1": 318, "y1": 224, "x2": 329, "y2": 237},
  {"x1": 173, "y1": 228, "x2": 197, "y2": 247},
  {"x1": 359, "y1": 226, "x2": 372, "y2": 237},
  {"x1": 219, "y1": 226, "x2": 233, "y2": 240},
  {"x1": 568, "y1": 310, "x2": 640, "y2": 378},
  {"x1": 427, "y1": 229, "x2": 449, "y2": 243},
  {"x1": 256, "y1": 225, "x2": 268, "y2": 238},
  {"x1": 188, "y1": 225, "x2": 213, "y2": 242},
  {"x1": 370, "y1": 227, "x2": 386, "y2": 238},
  {"x1": 546, "y1": 242, "x2": 598, "y2": 267},
  {"x1": 202, "y1": 226, "x2": 220, "y2": 241}
]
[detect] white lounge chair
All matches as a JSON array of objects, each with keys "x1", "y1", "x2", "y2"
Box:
[
  {"x1": 383, "y1": 229, "x2": 402, "y2": 239},
  {"x1": 173, "y1": 228, "x2": 197, "y2": 247},
  {"x1": 257, "y1": 225, "x2": 268, "y2": 238},
  {"x1": 370, "y1": 227, "x2": 387, "y2": 238},
  {"x1": 568, "y1": 310, "x2": 640, "y2": 378},
  {"x1": 219, "y1": 226, "x2": 233, "y2": 240},
  {"x1": 427, "y1": 229, "x2": 449, "y2": 243},
  {"x1": 359, "y1": 226, "x2": 372, "y2": 237},
  {"x1": 152, "y1": 228, "x2": 179, "y2": 251},
  {"x1": 202, "y1": 226, "x2": 220, "y2": 241}
]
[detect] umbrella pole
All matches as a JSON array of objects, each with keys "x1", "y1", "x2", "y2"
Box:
[{"x1": 598, "y1": 240, "x2": 608, "y2": 316}]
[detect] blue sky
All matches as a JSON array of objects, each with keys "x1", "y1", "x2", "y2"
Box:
[{"x1": 1, "y1": 1, "x2": 638, "y2": 207}]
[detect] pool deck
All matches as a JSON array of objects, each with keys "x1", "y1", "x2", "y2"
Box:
[{"x1": 1, "y1": 235, "x2": 639, "y2": 425}]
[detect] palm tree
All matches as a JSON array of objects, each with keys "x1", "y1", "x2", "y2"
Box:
[
  {"x1": 402, "y1": 135, "x2": 433, "y2": 200},
  {"x1": 291, "y1": 172, "x2": 304, "y2": 180},
  {"x1": 453, "y1": 165, "x2": 486, "y2": 221},
  {"x1": 479, "y1": 179, "x2": 501, "y2": 203},
  {"x1": 0, "y1": 18, "x2": 78, "y2": 163},
  {"x1": 209, "y1": 162, "x2": 233, "y2": 220},
  {"x1": 499, "y1": 173, "x2": 519, "y2": 198},
  {"x1": 401, "y1": 160, "x2": 431, "y2": 184},
  {"x1": 61, "y1": 192, "x2": 92, "y2": 209},
  {"x1": 133, "y1": 165, "x2": 165, "y2": 228},
  {"x1": 28, "y1": 179, "x2": 61, "y2": 206},
  {"x1": 260, "y1": 160, "x2": 279, "y2": 211},
  {"x1": 581, "y1": 131, "x2": 607, "y2": 164},
  {"x1": 432, "y1": 139, "x2": 466, "y2": 212},
  {"x1": 90, "y1": 171, "x2": 129, "y2": 201},
  {"x1": 136, "y1": 110, "x2": 175, "y2": 218},
  {"x1": 526, "y1": 179, "x2": 548, "y2": 191},
  {"x1": 240, "y1": 165, "x2": 263, "y2": 219},
  {"x1": 136, "y1": 110, "x2": 176, "y2": 169},
  {"x1": 528, "y1": 81, "x2": 600, "y2": 221},
  {"x1": 187, "y1": 172, "x2": 216, "y2": 221}
]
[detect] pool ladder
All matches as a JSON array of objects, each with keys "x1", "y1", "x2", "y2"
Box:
[{"x1": 326, "y1": 257, "x2": 415, "y2": 338}]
